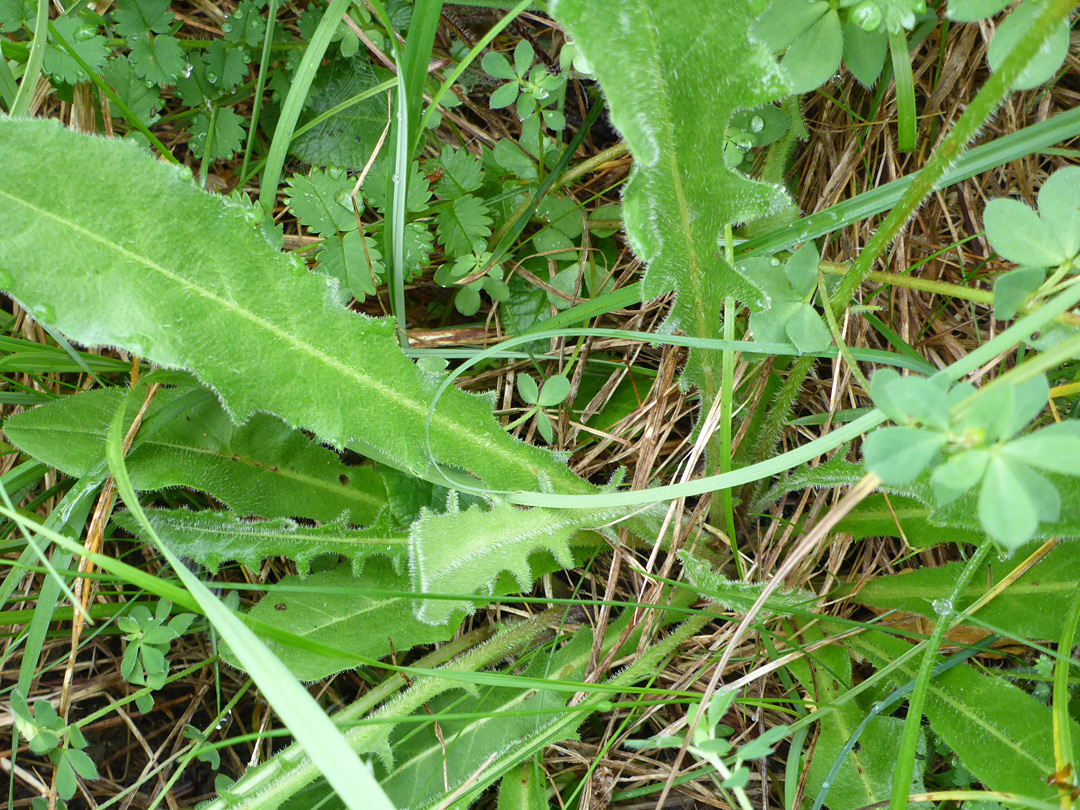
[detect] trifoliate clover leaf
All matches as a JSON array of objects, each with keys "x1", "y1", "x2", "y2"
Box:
[
  {"x1": 434, "y1": 144, "x2": 485, "y2": 198},
  {"x1": 513, "y1": 40, "x2": 534, "y2": 77},
  {"x1": 868, "y1": 368, "x2": 950, "y2": 429},
  {"x1": 102, "y1": 56, "x2": 164, "y2": 123},
  {"x1": 436, "y1": 194, "x2": 493, "y2": 257},
  {"x1": 537, "y1": 375, "x2": 570, "y2": 407},
  {"x1": 223, "y1": 0, "x2": 265, "y2": 47},
  {"x1": 113, "y1": 0, "x2": 173, "y2": 38},
  {"x1": 755, "y1": 1, "x2": 841, "y2": 95},
  {"x1": 44, "y1": 16, "x2": 109, "y2": 84},
  {"x1": 203, "y1": 39, "x2": 247, "y2": 94},
  {"x1": 128, "y1": 33, "x2": 186, "y2": 85},
  {"x1": 0, "y1": 0, "x2": 34, "y2": 33},
  {"x1": 517, "y1": 372, "x2": 540, "y2": 404},
  {"x1": 739, "y1": 254, "x2": 832, "y2": 353},
  {"x1": 285, "y1": 168, "x2": 356, "y2": 236},
  {"x1": 1001, "y1": 420, "x2": 1080, "y2": 475},
  {"x1": 187, "y1": 107, "x2": 246, "y2": 161},
  {"x1": 862, "y1": 426, "x2": 947, "y2": 485},
  {"x1": 315, "y1": 230, "x2": 384, "y2": 300},
  {"x1": 1036, "y1": 166, "x2": 1080, "y2": 261},
  {"x1": 482, "y1": 50, "x2": 516, "y2": 81},
  {"x1": 987, "y1": 0, "x2": 1070, "y2": 90},
  {"x1": 979, "y1": 454, "x2": 1059, "y2": 547},
  {"x1": 931, "y1": 448, "x2": 990, "y2": 505},
  {"x1": 489, "y1": 79, "x2": 520, "y2": 110}
]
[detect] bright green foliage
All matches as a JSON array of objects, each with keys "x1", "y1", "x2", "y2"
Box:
[
  {"x1": 993, "y1": 266, "x2": 1044, "y2": 320},
  {"x1": 286, "y1": 168, "x2": 357, "y2": 236},
  {"x1": 436, "y1": 194, "x2": 494, "y2": 256},
  {"x1": 112, "y1": 0, "x2": 173, "y2": 38},
  {"x1": 863, "y1": 369, "x2": 1079, "y2": 547},
  {"x1": 113, "y1": 0, "x2": 189, "y2": 87},
  {"x1": 986, "y1": 0, "x2": 1071, "y2": 89},
  {"x1": 44, "y1": 16, "x2": 110, "y2": 84},
  {"x1": 126, "y1": 30, "x2": 186, "y2": 86},
  {"x1": 985, "y1": 165, "x2": 1080, "y2": 267},
  {"x1": 240, "y1": 559, "x2": 453, "y2": 680},
  {"x1": 118, "y1": 600, "x2": 195, "y2": 712},
  {"x1": 112, "y1": 509, "x2": 406, "y2": 576},
  {"x1": 626, "y1": 684, "x2": 789, "y2": 797},
  {"x1": 515, "y1": 373, "x2": 571, "y2": 444},
  {"x1": 845, "y1": 626, "x2": 1080, "y2": 801},
  {"x1": 847, "y1": 539, "x2": 1080, "y2": 641},
  {"x1": 4, "y1": 386, "x2": 388, "y2": 525},
  {"x1": 223, "y1": 0, "x2": 266, "y2": 48},
  {"x1": 11, "y1": 691, "x2": 99, "y2": 803},
  {"x1": 0, "y1": 119, "x2": 590, "y2": 497},
  {"x1": 188, "y1": 107, "x2": 247, "y2": 162},
  {"x1": 483, "y1": 40, "x2": 567, "y2": 130},
  {"x1": 551, "y1": 0, "x2": 792, "y2": 396},
  {"x1": 410, "y1": 495, "x2": 631, "y2": 625},
  {"x1": 434, "y1": 144, "x2": 485, "y2": 197},
  {"x1": 0, "y1": 0, "x2": 34, "y2": 33},
  {"x1": 102, "y1": 56, "x2": 165, "y2": 123},
  {"x1": 738, "y1": 245, "x2": 833, "y2": 353},
  {"x1": 202, "y1": 40, "x2": 247, "y2": 94},
  {"x1": 315, "y1": 230, "x2": 385, "y2": 298}
]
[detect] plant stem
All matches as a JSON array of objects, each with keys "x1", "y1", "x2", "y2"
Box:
[{"x1": 889, "y1": 541, "x2": 993, "y2": 810}]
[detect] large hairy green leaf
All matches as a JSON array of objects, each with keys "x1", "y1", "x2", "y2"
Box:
[
  {"x1": 550, "y1": 0, "x2": 792, "y2": 392},
  {"x1": 0, "y1": 119, "x2": 589, "y2": 499},
  {"x1": 5, "y1": 387, "x2": 387, "y2": 524}
]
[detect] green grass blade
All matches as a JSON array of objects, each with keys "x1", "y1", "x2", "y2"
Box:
[
  {"x1": 258, "y1": 0, "x2": 352, "y2": 212},
  {"x1": 9, "y1": 0, "x2": 48, "y2": 117}
]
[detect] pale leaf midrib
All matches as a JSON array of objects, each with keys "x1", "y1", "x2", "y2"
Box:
[{"x1": 0, "y1": 187, "x2": 556, "y2": 485}]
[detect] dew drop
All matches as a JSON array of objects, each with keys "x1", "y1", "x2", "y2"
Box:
[
  {"x1": 206, "y1": 72, "x2": 218, "y2": 84},
  {"x1": 241, "y1": 53, "x2": 252, "y2": 63},
  {"x1": 233, "y1": 7, "x2": 244, "y2": 18},
  {"x1": 0, "y1": 268, "x2": 13, "y2": 288},
  {"x1": 145, "y1": 80, "x2": 155, "y2": 88},
  {"x1": 182, "y1": 62, "x2": 194, "y2": 78},
  {"x1": 931, "y1": 598, "x2": 952, "y2": 616},
  {"x1": 769, "y1": 258, "x2": 780, "y2": 266},
  {"x1": 750, "y1": 115, "x2": 764, "y2": 133},
  {"x1": 221, "y1": 22, "x2": 232, "y2": 33}
]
